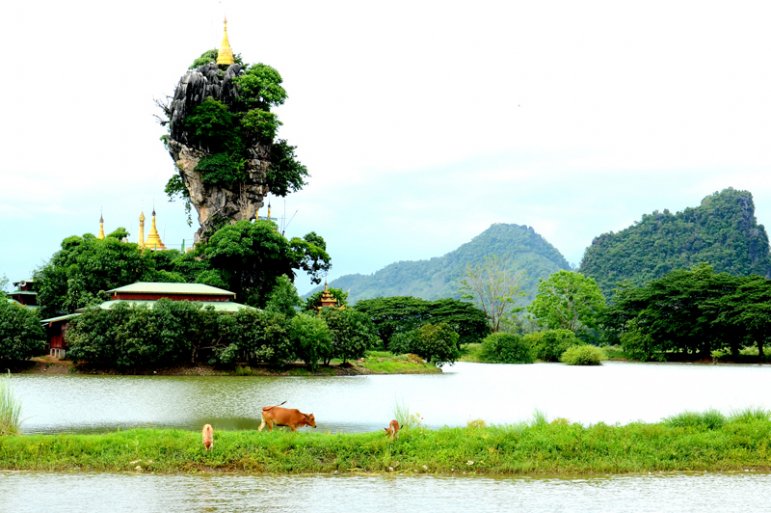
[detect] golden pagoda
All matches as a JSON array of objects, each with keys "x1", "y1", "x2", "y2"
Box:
[
  {"x1": 97, "y1": 213, "x2": 105, "y2": 240},
  {"x1": 138, "y1": 211, "x2": 146, "y2": 248},
  {"x1": 142, "y1": 209, "x2": 167, "y2": 250},
  {"x1": 318, "y1": 282, "x2": 339, "y2": 309},
  {"x1": 216, "y1": 18, "x2": 235, "y2": 66}
]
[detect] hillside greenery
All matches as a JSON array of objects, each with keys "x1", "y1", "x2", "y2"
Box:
[
  {"x1": 580, "y1": 188, "x2": 771, "y2": 297},
  {"x1": 329, "y1": 224, "x2": 571, "y2": 304}
]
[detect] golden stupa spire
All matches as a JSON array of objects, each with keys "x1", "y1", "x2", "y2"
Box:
[
  {"x1": 138, "y1": 211, "x2": 146, "y2": 248},
  {"x1": 217, "y1": 17, "x2": 235, "y2": 66},
  {"x1": 97, "y1": 213, "x2": 105, "y2": 240},
  {"x1": 144, "y1": 209, "x2": 167, "y2": 250}
]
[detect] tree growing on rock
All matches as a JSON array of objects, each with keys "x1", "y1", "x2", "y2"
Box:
[{"x1": 159, "y1": 39, "x2": 308, "y2": 241}]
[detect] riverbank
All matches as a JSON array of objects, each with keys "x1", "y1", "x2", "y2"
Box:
[
  {"x1": 23, "y1": 351, "x2": 440, "y2": 377},
  {"x1": 2, "y1": 410, "x2": 770, "y2": 476}
]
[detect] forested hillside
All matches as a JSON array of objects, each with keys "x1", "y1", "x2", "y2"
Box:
[
  {"x1": 580, "y1": 188, "x2": 771, "y2": 297},
  {"x1": 329, "y1": 224, "x2": 571, "y2": 304}
]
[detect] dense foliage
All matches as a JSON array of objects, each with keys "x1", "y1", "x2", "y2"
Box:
[
  {"x1": 65, "y1": 301, "x2": 376, "y2": 372},
  {"x1": 527, "y1": 270, "x2": 606, "y2": 342},
  {"x1": 523, "y1": 329, "x2": 581, "y2": 362},
  {"x1": 354, "y1": 296, "x2": 489, "y2": 348},
  {"x1": 0, "y1": 300, "x2": 46, "y2": 364},
  {"x1": 560, "y1": 344, "x2": 607, "y2": 365},
  {"x1": 604, "y1": 264, "x2": 771, "y2": 361},
  {"x1": 580, "y1": 188, "x2": 771, "y2": 297},
  {"x1": 479, "y1": 332, "x2": 534, "y2": 364},
  {"x1": 389, "y1": 322, "x2": 461, "y2": 365},
  {"x1": 164, "y1": 54, "x2": 307, "y2": 209},
  {"x1": 34, "y1": 222, "x2": 330, "y2": 314},
  {"x1": 329, "y1": 224, "x2": 571, "y2": 303}
]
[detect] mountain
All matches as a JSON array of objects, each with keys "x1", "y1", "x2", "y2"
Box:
[
  {"x1": 328, "y1": 223, "x2": 571, "y2": 304},
  {"x1": 579, "y1": 188, "x2": 771, "y2": 297}
]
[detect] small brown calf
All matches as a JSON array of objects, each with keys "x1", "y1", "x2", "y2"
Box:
[
  {"x1": 384, "y1": 419, "x2": 400, "y2": 440},
  {"x1": 202, "y1": 423, "x2": 214, "y2": 451}
]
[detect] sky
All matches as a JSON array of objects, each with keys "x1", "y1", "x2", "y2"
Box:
[{"x1": 2, "y1": 0, "x2": 771, "y2": 295}]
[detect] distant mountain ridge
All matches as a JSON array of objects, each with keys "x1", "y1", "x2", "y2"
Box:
[
  {"x1": 579, "y1": 188, "x2": 771, "y2": 296},
  {"x1": 329, "y1": 223, "x2": 571, "y2": 304}
]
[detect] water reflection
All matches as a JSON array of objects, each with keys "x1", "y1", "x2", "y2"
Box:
[
  {"x1": 11, "y1": 362, "x2": 771, "y2": 434},
  {"x1": 1, "y1": 471, "x2": 769, "y2": 513}
]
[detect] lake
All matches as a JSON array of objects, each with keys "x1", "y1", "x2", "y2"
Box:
[
  {"x1": 11, "y1": 361, "x2": 771, "y2": 433},
  {"x1": 1, "y1": 471, "x2": 770, "y2": 513},
  {"x1": 5, "y1": 361, "x2": 771, "y2": 512}
]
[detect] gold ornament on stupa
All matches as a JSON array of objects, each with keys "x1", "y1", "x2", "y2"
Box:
[
  {"x1": 216, "y1": 18, "x2": 235, "y2": 66},
  {"x1": 97, "y1": 213, "x2": 105, "y2": 240},
  {"x1": 143, "y1": 209, "x2": 167, "y2": 250}
]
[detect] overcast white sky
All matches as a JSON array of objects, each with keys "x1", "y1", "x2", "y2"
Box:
[{"x1": 2, "y1": 0, "x2": 771, "y2": 294}]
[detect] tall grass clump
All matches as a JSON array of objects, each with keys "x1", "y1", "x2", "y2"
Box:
[
  {"x1": 560, "y1": 344, "x2": 607, "y2": 365},
  {"x1": 393, "y1": 401, "x2": 423, "y2": 430},
  {"x1": 663, "y1": 409, "x2": 726, "y2": 430},
  {"x1": 0, "y1": 373, "x2": 21, "y2": 436}
]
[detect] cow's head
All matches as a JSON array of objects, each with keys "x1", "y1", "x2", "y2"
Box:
[{"x1": 305, "y1": 413, "x2": 316, "y2": 428}]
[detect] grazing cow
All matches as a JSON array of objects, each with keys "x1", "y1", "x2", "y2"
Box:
[
  {"x1": 384, "y1": 419, "x2": 400, "y2": 440},
  {"x1": 202, "y1": 423, "x2": 214, "y2": 451},
  {"x1": 259, "y1": 403, "x2": 316, "y2": 432}
]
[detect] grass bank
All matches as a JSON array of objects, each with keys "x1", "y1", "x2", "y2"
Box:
[{"x1": 3, "y1": 410, "x2": 771, "y2": 476}]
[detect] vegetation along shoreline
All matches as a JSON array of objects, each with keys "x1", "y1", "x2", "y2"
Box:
[{"x1": 2, "y1": 410, "x2": 771, "y2": 477}]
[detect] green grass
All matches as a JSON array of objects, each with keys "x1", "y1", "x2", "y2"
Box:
[
  {"x1": 3, "y1": 410, "x2": 771, "y2": 476},
  {"x1": 0, "y1": 373, "x2": 21, "y2": 436},
  {"x1": 359, "y1": 351, "x2": 440, "y2": 374},
  {"x1": 459, "y1": 343, "x2": 484, "y2": 362}
]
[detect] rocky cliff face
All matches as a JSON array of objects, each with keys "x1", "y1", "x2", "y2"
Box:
[
  {"x1": 166, "y1": 138, "x2": 268, "y2": 242},
  {"x1": 164, "y1": 62, "x2": 268, "y2": 242}
]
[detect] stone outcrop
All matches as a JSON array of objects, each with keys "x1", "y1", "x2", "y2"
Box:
[{"x1": 164, "y1": 62, "x2": 269, "y2": 242}]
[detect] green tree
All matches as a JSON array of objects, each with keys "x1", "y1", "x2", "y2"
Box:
[
  {"x1": 354, "y1": 296, "x2": 489, "y2": 348},
  {"x1": 390, "y1": 322, "x2": 461, "y2": 366},
  {"x1": 528, "y1": 271, "x2": 607, "y2": 342},
  {"x1": 197, "y1": 220, "x2": 331, "y2": 307},
  {"x1": 289, "y1": 313, "x2": 333, "y2": 371},
  {"x1": 321, "y1": 308, "x2": 377, "y2": 365},
  {"x1": 265, "y1": 275, "x2": 302, "y2": 318},
  {"x1": 459, "y1": 256, "x2": 526, "y2": 332},
  {"x1": 0, "y1": 301, "x2": 47, "y2": 364}
]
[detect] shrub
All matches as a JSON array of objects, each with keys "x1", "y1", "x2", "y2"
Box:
[
  {"x1": 389, "y1": 323, "x2": 461, "y2": 366},
  {"x1": 560, "y1": 344, "x2": 607, "y2": 365},
  {"x1": 0, "y1": 300, "x2": 47, "y2": 364},
  {"x1": 524, "y1": 329, "x2": 581, "y2": 362},
  {"x1": 479, "y1": 333, "x2": 534, "y2": 364}
]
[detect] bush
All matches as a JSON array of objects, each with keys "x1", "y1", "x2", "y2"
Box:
[
  {"x1": 524, "y1": 329, "x2": 581, "y2": 362},
  {"x1": 560, "y1": 344, "x2": 607, "y2": 365},
  {"x1": 480, "y1": 333, "x2": 534, "y2": 364},
  {"x1": 663, "y1": 410, "x2": 726, "y2": 430},
  {"x1": 0, "y1": 300, "x2": 47, "y2": 364},
  {"x1": 389, "y1": 323, "x2": 461, "y2": 366}
]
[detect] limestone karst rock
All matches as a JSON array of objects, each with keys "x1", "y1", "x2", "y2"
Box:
[{"x1": 163, "y1": 62, "x2": 269, "y2": 242}]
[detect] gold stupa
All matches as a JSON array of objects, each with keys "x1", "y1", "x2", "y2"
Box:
[
  {"x1": 216, "y1": 18, "x2": 235, "y2": 66},
  {"x1": 142, "y1": 209, "x2": 166, "y2": 250}
]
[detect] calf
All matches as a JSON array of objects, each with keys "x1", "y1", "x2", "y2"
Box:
[
  {"x1": 259, "y1": 403, "x2": 316, "y2": 432},
  {"x1": 202, "y1": 423, "x2": 214, "y2": 451},
  {"x1": 384, "y1": 419, "x2": 400, "y2": 440}
]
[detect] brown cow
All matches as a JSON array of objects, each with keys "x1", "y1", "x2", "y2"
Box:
[
  {"x1": 384, "y1": 419, "x2": 400, "y2": 440},
  {"x1": 259, "y1": 403, "x2": 316, "y2": 432},
  {"x1": 202, "y1": 423, "x2": 214, "y2": 451}
]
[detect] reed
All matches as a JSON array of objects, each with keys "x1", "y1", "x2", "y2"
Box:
[
  {"x1": 2, "y1": 409, "x2": 771, "y2": 476},
  {"x1": 0, "y1": 372, "x2": 21, "y2": 436}
]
